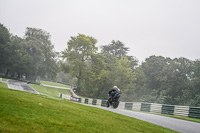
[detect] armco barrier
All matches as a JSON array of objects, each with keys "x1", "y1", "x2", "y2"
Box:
[
  {"x1": 174, "y1": 105, "x2": 189, "y2": 117},
  {"x1": 59, "y1": 93, "x2": 200, "y2": 119},
  {"x1": 96, "y1": 99, "x2": 102, "y2": 106},
  {"x1": 78, "y1": 98, "x2": 82, "y2": 103},
  {"x1": 118, "y1": 102, "x2": 125, "y2": 110},
  {"x1": 101, "y1": 100, "x2": 107, "y2": 107},
  {"x1": 125, "y1": 102, "x2": 133, "y2": 110},
  {"x1": 92, "y1": 99, "x2": 97, "y2": 105},
  {"x1": 141, "y1": 103, "x2": 151, "y2": 112},
  {"x1": 81, "y1": 98, "x2": 85, "y2": 103},
  {"x1": 88, "y1": 98, "x2": 93, "y2": 104},
  {"x1": 189, "y1": 107, "x2": 200, "y2": 119},
  {"x1": 132, "y1": 102, "x2": 142, "y2": 111},
  {"x1": 85, "y1": 98, "x2": 89, "y2": 104},
  {"x1": 59, "y1": 93, "x2": 71, "y2": 100},
  {"x1": 161, "y1": 105, "x2": 175, "y2": 115},
  {"x1": 150, "y1": 103, "x2": 162, "y2": 113},
  {"x1": 70, "y1": 96, "x2": 78, "y2": 102}
]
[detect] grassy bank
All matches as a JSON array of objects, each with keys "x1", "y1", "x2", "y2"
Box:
[
  {"x1": 40, "y1": 80, "x2": 71, "y2": 88},
  {"x1": 0, "y1": 84, "x2": 177, "y2": 133},
  {"x1": 0, "y1": 82, "x2": 8, "y2": 88},
  {"x1": 30, "y1": 84, "x2": 71, "y2": 99}
]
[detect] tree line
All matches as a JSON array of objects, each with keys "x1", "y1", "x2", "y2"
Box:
[
  {"x1": 0, "y1": 23, "x2": 199, "y2": 106},
  {"x1": 0, "y1": 24, "x2": 58, "y2": 81}
]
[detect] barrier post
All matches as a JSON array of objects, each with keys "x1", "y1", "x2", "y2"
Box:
[{"x1": 92, "y1": 99, "x2": 97, "y2": 105}]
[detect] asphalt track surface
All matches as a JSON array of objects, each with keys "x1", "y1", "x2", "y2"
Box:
[
  {"x1": 79, "y1": 102, "x2": 200, "y2": 133},
  {"x1": 41, "y1": 84, "x2": 70, "y2": 90},
  {"x1": 5, "y1": 80, "x2": 200, "y2": 133},
  {"x1": 7, "y1": 79, "x2": 39, "y2": 94}
]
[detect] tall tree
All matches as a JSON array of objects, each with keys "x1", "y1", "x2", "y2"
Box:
[
  {"x1": 101, "y1": 40, "x2": 129, "y2": 58},
  {"x1": 8, "y1": 35, "x2": 31, "y2": 79},
  {"x1": 165, "y1": 57, "x2": 193, "y2": 105},
  {"x1": 189, "y1": 59, "x2": 200, "y2": 106},
  {"x1": 139, "y1": 56, "x2": 173, "y2": 103},
  {"x1": 23, "y1": 27, "x2": 57, "y2": 81},
  {"x1": 0, "y1": 23, "x2": 11, "y2": 74},
  {"x1": 63, "y1": 34, "x2": 98, "y2": 92},
  {"x1": 111, "y1": 56, "x2": 136, "y2": 101},
  {"x1": 101, "y1": 40, "x2": 138, "y2": 69}
]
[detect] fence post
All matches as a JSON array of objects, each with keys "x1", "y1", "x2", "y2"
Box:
[{"x1": 59, "y1": 93, "x2": 62, "y2": 98}]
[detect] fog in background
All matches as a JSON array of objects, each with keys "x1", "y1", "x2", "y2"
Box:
[{"x1": 1, "y1": 0, "x2": 200, "y2": 62}]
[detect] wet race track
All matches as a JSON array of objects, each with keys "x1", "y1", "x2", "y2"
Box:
[{"x1": 7, "y1": 79, "x2": 38, "y2": 94}]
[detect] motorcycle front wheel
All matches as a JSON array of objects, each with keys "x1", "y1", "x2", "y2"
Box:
[
  {"x1": 106, "y1": 101, "x2": 110, "y2": 108},
  {"x1": 113, "y1": 100, "x2": 119, "y2": 109}
]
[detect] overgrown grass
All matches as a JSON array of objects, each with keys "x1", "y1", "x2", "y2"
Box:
[
  {"x1": 40, "y1": 80, "x2": 71, "y2": 88},
  {"x1": 30, "y1": 84, "x2": 71, "y2": 99},
  {"x1": 0, "y1": 86, "x2": 177, "y2": 133}
]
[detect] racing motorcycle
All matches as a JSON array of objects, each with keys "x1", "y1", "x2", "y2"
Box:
[{"x1": 106, "y1": 91, "x2": 120, "y2": 109}]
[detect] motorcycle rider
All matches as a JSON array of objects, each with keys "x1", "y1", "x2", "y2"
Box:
[{"x1": 108, "y1": 86, "x2": 121, "y2": 104}]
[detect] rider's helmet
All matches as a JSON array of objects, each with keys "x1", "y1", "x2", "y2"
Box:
[
  {"x1": 113, "y1": 86, "x2": 120, "y2": 91},
  {"x1": 113, "y1": 86, "x2": 118, "y2": 89}
]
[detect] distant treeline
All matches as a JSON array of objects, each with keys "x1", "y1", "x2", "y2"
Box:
[
  {"x1": 0, "y1": 24, "x2": 58, "y2": 81},
  {"x1": 0, "y1": 23, "x2": 199, "y2": 106}
]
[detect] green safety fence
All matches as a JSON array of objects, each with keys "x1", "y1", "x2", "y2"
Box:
[
  {"x1": 161, "y1": 105, "x2": 175, "y2": 115},
  {"x1": 125, "y1": 103, "x2": 133, "y2": 110},
  {"x1": 85, "y1": 98, "x2": 89, "y2": 104},
  {"x1": 188, "y1": 107, "x2": 200, "y2": 119},
  {"x1": 92, "y1": 99, "x2": 97, "y2": 105},
  {"x1": 101, "y1": 100, "x2": 107, "y2": 107},
  {"x1": 141, "y1": 103, "x2": 151, "y2": 112},
  {"x1": 78, "y1": 98, "x2": 82, "y2": 103}
]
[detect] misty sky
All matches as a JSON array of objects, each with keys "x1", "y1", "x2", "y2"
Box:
[{"x1": 0, "y1": 0, "x2": 200, "y2": 62}]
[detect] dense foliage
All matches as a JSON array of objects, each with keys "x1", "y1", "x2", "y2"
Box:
[
  {"x1": 62, "y1": 34, "x2": 200, "y2": 107},
  {"x1": 0, "y1": 24, "x2": 58, "y2": 81},
  {"x1": 1, "y1": 23, "x2": 199, "y2": 106}
]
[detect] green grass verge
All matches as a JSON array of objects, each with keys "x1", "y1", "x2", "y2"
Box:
[
  {"x1": 0, "y1": 86, "x2": 177, "y2": 133},
  {"x1": 133, "y1": 111, "x2": 200, "y2": 123},
  {"x1": 30, "y1": 84, "x2": 71, "y2": 99},
  {"x1": 0, "y1": 82, "x2": 8, "y2": 88},
  {"x1": 158, "y1": 113, "x2": 200, "y2": 123},
  {"x1": 2, "y1": 78, "x2": 8, "y2": 81},
  {"x1": 40, "y1": 80, "x2": 71, "y2": 88}
]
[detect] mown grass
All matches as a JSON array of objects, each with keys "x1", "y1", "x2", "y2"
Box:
[
  {"x1": 30, "y1": 84, "x2": 71, "y2": 99},
  {"x1": 159, "y1": 113, "x2": 200, "y2": 123},
  {"x1": 133, "y1": 110, "x2": 200, "y2": 124},
  {"x1": 2, "y1": 78, "x2": 8, "y2": 81},
  {"x1": 0, "y1": 82, "x2": 8, "y2": 88},
  {"x1": 40, "y1": 80, "x2": 71, "y2": 88},
  {"x1": 0, "y1": 84, "x2": 177, "y2": 133}
]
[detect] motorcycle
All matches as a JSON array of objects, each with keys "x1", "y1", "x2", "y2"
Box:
[{"x1": 106, "y1": 92, "x2": 120, "y2": 109}]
